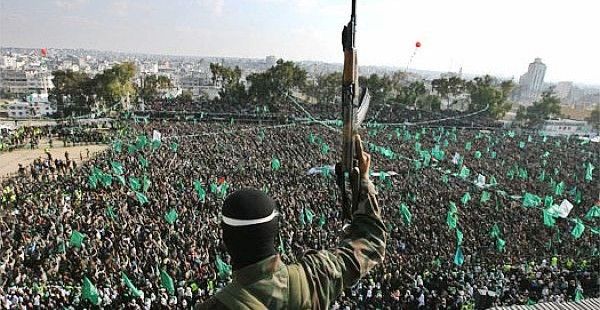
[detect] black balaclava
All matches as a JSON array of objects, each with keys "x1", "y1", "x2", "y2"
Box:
[{"x1": 221, "y1": 188, "x2": 278, "y2": 270}]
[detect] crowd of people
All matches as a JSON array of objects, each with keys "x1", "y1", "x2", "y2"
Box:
[{"x1": 0, "y1": 116, "x2": 598, "y2": 309}]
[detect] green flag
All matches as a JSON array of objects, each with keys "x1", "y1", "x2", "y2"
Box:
[
  {"x1": 318, "y1": 214, "x2": 326, "y2": 228},
  {"x1": 574, "y1": 287, "x2": 584, "y2": 302},
  {"x1": 496, "y1": 238, "x2": 506, "y2": 252},
  {"x1": 308, "y1": 133, "x2": 316, "y2": 144},
  {"x1": 106, "y1": 206, "x2": 117, "y2": 220},
  {"x1": 164, "y1": 209, "x2": 178, "y2": 224},
  {"x1": 115, "y1": 175, "x2": 126, "y2": 186},
  {"x1": 193, "y1": 180, "x2": 206, "y2": 202},
  {"x1": 70, "y1": 230, "x2": 85, "y2": 248},
  {"x1": 142, "y1": 175, "x2": 151, "y2": 192},
  {"x1": 170, "y1": 142, "x2": 179, "y2": 153},
  {"x1": 555, "y1": 181, "x2": 565, "y2": 196},
  {"x1": 127, "y1": 144, "x2": 137, "y2": 154},
  {"x1": 432, "y1": 146, "x2": 445, "y2": 161},
  {"x1": 461, "y1": 192, "x2": 471, "y2": 206},
  {"x1": 88, "y1": 174, "x2": 98, "y2": 189},
  {"x1": 151, "y1": 139, "x2": 161, "y2": 151},
  {"x1": 129, "y1": 177, "x2": 141, "y2": 191},
  {"x1": 447, "y1": 211, "x2": 458, "y2": 230},
  {"x1": 458, "y1": 166, "x2": 470, "y2": 179},
  {"x1": 111, "y1": 161, "x2": 124, "y2": 175},
  {"x1": 320, "y1": 144, "x2": 330, "y2": 155},
  {"x1": 585, "y1": 205, "x2": 600, "y2": 220},
  {"x1": 112, "y1": 140, "x2": 122, "y2": 153},
  {"x1": 271, "y1": 157, "x2": 281, "y2": 171},
  {"x1": 99, "y1": 174, "x2": 112, "y2": 188},
  {"x1": 441, "y1": 174, "x2": 449, "y2": 184},
  {"x1": 216, "y1": 255, "x2": 232, "y2": 279},
  {"x1": 456, "y1": 228, "x2": 463, "y2": 245},
  {"x1": 480, "y1": 191, "x2": 491, "y2": 204},
  {"x1": 136, "y1": 135, "x2": 148, "y2": 149},
  {"x1": 135, "y1": 191, "x2": 149, "y2": 205},
  {"x1": 518, "y1": 167, "x2": 528, "y2": 180},
  {"x1": 474, "y1": 151, "x2": 482, "y2": 159},
  {"x1": 138, "y1": 156, "x2": 148, "y2": 169},
  {"x1": 465, "y1": 142, "x2": 472, "y2": 151},
  {"x1": 160, "y1": 269, "x2": 175, "y2": 295},
  {"x1": 489, "y1": 176, "x2": 497, "y2": 186},
  {"x1": 453, "y1": 246, "x2": 464, "y2": 266},
  {"x1": 490, "y1": 224, "x2": 501, "y2": 239},
  {"x1": 571, "y1": 219, "x2": 585, "y2": 239},
  {"x1": 544, "y1": 196, "x2": 554, "y2": 208},
  {"x1": 82, "y1": 277, "x2": 100, "y2": 305},
  {"x1": 399, "y1": 203, "x2": 412, "y2": 225},
  {"x1": 543, "y1": 209, "x2": 557, "y2": 227},
  {"x1": 519, "y1": 141, "x2": 525, "y2": 149},
  {"x1": 449, "y1": 201, "x2": 458, "y2": 214},
  {"x1": 585, "y1": 162, "x2": 594, "y2": 182},
  {"x1": 121, "y1": 272, "x2": 142, "y2": 298},
  {"x1": 304, "y1": 207, "x2": 315, "y2": 224},
  {"x1": 522, "y1": 192, "x2": 542, "y2": 208}
]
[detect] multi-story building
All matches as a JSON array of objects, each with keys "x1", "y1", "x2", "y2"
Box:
[
  {"x1": 518, "y1": 58, "x2": 546, "y2": 104},
  {"x1": 554, "y1": 81, "x2": 574, "y2": 105},
  {"x1": 3, "y1": 93, "x2": 56, "y2": 118},
  {"x1": 0, "y1": 69, "x2": 54, "y2": 98}
]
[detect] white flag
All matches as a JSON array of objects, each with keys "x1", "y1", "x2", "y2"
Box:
[{"x1": 152, "y1": 130, "x2": 162, "y2": 142}]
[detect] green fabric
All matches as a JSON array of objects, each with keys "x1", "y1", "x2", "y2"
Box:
[
  {"x1": 490, "y1": 224, "x2": 501, "y2": 239},
  {"x1": 121, "y1": 272, "x2": 143, "y2": 297},
  {"x1": 164, "y1": 209, "x2": 178, "y2": 224},
  {"x1": 474, "y1": 151, "x2": 481, "y2": 159},
  {"x1": 216, "y1": 255, "x2": 232, "y2": 279},
  {"x1": 151, "y1": 139, "x2": 161, "y2": 151},
  {"x1": 112, "y1": 140, "x2": 122, "y2": 153},
  {"x1": 106, "y1": 206, "x2": 117, "y2": 220},
  {"x1": 399, "y1": 203, "x2": 412, "y2": 225},
  {"x1": 160, "y1": 269, "x2": 175, "y2": 295},
  {"x1": 480, "y1": 191, "x2": 491, "y2": 203},
  {"x1": 574, "y1": 287, "x2": 584, "y2": 302},
  {"x1": 170, "y1": 142, "x2": 179, "y2": 153},
  {"x1": 585, "y1": 162, "x2": 594, "y2": 182},
  {"x1": 464, "y1": 142, "x2": 472, "y2": 151},
  {"x1": 543, "y1": 209, "x2": 557, "y2": 227},
  {"x1": 135, "y1": 135, "x2": 148, "y2": 149},
  {"x1": 449, "y1": 201, "x2": 458, "y2": 214},
  {"x1": 129, "y1": 177, "x2": 141, "y2": 191},
  {"x1": 496, "y1": 238, "x2": 506, "y2": 252},
  {"x1": 456, "y1": 228, "x2": 463, "y2": 245},
  {"x1": 585, "y1": 205, "x2": 600, "y2": 220},
  {"x1": 271, "y1": 158, "x2": 281, "y2": 171},
  {"x1": 193, "y1": 180, "x2": 206, "y2": 202},
  {"x1": 522, "y1": 192, "x2": 542, "y2": 208},
  {"x1": 318, "y1": 214, "x2": 327, "y2": 228},
  {"x1": 304, "y1": 207, "x2": 315, "y2": 224},
  {"x1": 454, "y1": 246, "x2": 464, "y2": 266},
  {"x1": 447, "y1": 211, "x2": 458, "y2": 230},
  {"x1": 555, "y1": 181, "x2": 565, "y2": 196},
  {"x1": 461, "y1": 192, "x2": 471, "y2": 206},
  {"x1": 135, "y1": 191, "x2": 149, "y2": 205},
  {"x1": 544, "y1": 196, "x2": 554, "y2": 208},
  {"x1": 459, "y1": 166, "x2": 470, "y2": 179},
  {"x1": 142, "y1": 175, "x2": 151, "y2": 192},
  {"x1": 82, "y1": 277, "x2": 100, "y2": 305},
  {"x1": 70, "y1": 230, "x2": 85, "y2": 248},
  {"x1": 571, "y1": 219, "x2": 585, "y2": 239},
  {"x1": 320, "y1": 144, "x2": 330, "y2": 155},
  {"x1": 138, "y1": 155, "x2": 148, "y2": 169},
  {"x1": 111, "y1": 161, "x2": 124, "y2": 175}
]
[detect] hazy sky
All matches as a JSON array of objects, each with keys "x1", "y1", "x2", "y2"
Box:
[{"x1": 1, "y1": 0, "x2": 599, "y2": 84}]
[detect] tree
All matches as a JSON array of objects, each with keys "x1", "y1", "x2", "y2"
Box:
[
  {"x1": 95, "y1": 62, "x2": 137, "y2": 109},
  {"x1": 139, "y1": 75, "x2": 171, "y2": 103},
  {"x1": 50, "y1": 70, "x2": 95, "y2": 117},
  {"x1": 516, "y1": 90, "x2": 562, "y2": 127},
  {"x1": 417, "y1": 94, "x2": 442, "y2": 111},
  {"x1": 466, "y1": 75, "x2": 513, "y2": 119},
  {"x1": 396, "y1": 81, "x2": 426, "y2": 109},
  {"x1": 247, "y1": 59, "x2": 307, "y2": 110},
  {"x1": 305, "y1": 72, "x2": 342, "y2": 105},
  {"x1": 176, "y1": 90, "x2": 193, "y2": 104}
]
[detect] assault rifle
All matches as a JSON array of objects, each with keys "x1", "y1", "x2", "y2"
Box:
[{"x1": 336, "y1": 0, "x2": 370, "y2": 221}]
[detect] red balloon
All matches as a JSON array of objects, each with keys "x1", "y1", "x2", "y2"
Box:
[
  {"x1": 41, "y1": 48, "x2": 47, "y2": 57},
  {"x1": 415, "y1": 41, "x2": 421, "y2": 48}
]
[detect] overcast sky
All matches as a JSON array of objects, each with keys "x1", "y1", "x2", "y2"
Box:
[{"x1": 1, "y1": 0, "x2": 599, "y2": 84}]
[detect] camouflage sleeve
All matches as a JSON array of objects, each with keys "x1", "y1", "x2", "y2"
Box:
[{"x1": 298, "y1": 177, "x2": 386, "y2": 309}]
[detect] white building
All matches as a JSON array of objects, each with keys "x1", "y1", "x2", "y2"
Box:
[
  {"x1": 539, "y1": 118, "x2": 593, "y2": 136},
  {"x1": 554, "y1": 81, "x2": 573, "y2": 104},
  {"x1": 518, "y1": 58, "x2": 546, "y2": 104},
  {"x1": 0, "y1": 69, "x2": 54, "y2": 98},
  {"x1": 4, "y1": 94, "x2": 56, "y2": 118}
]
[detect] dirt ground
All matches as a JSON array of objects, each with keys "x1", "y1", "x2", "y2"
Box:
[{"x1": 0, "y1": 144, "x2": 107, "y2": 178}]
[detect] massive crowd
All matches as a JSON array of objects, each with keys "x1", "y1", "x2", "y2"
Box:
[{"x1": 0, "y1": 116, "x2": 598, "y2": 309}]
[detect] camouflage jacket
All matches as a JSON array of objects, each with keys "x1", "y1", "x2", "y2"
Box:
[{"x1": 197, "y1": 178, "x2": 386, "y2": 309}]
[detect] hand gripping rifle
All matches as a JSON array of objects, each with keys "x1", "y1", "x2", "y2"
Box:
[{"x1": 336, "y1": 0, "x2": 370, "y2": 221}]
